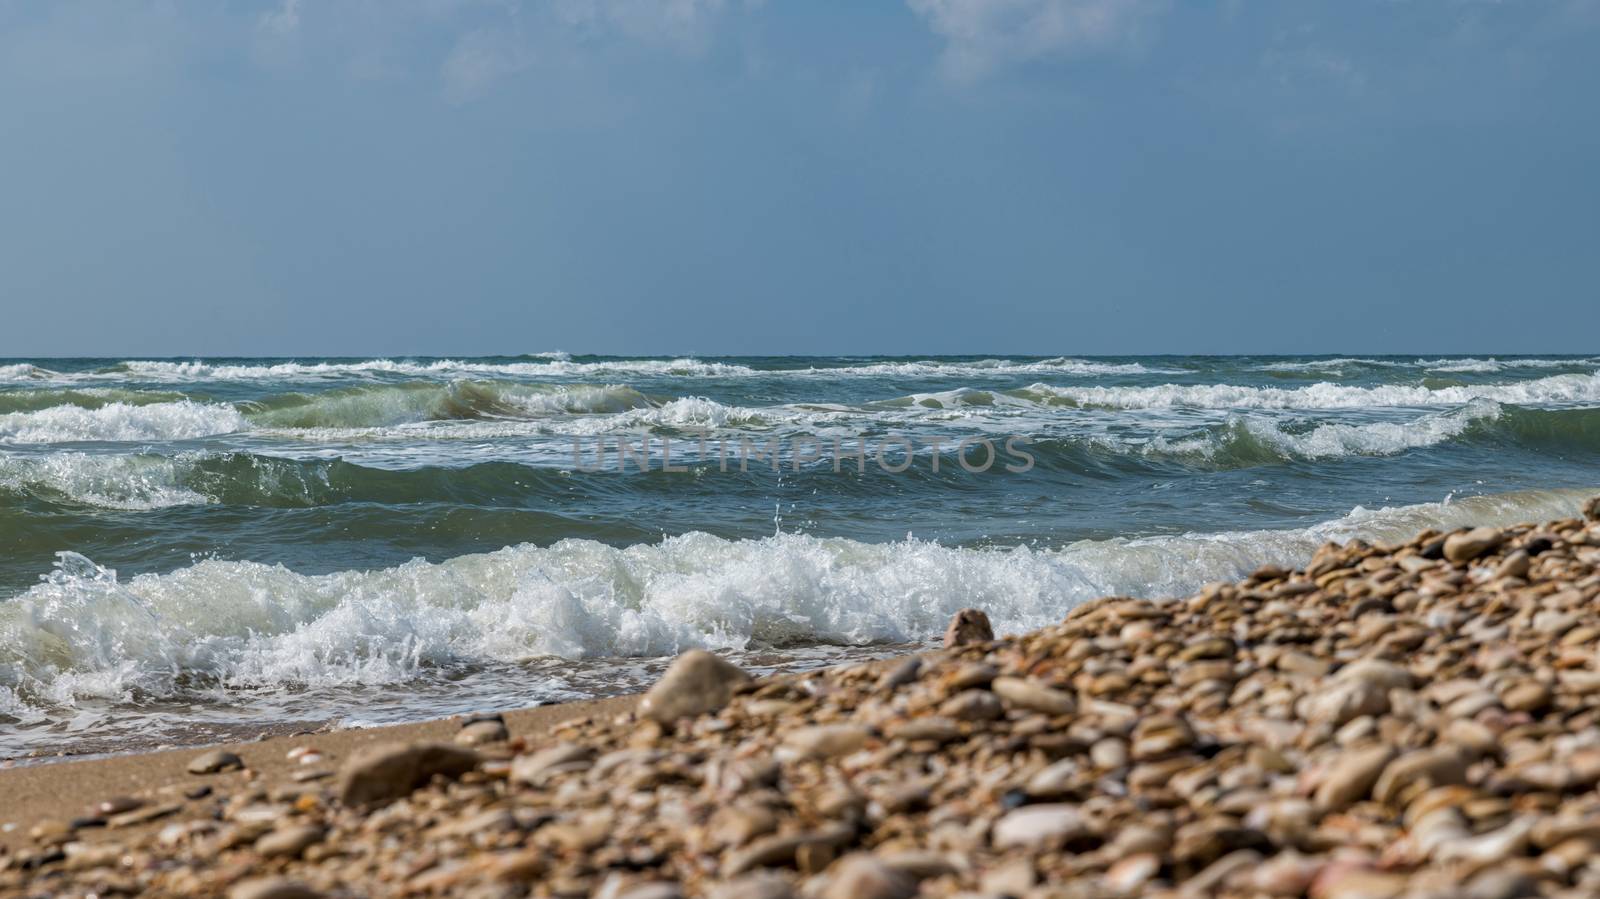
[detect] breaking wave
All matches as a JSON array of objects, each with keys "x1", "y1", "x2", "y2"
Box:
[
  {"x1": 242, "y1": 381, "x2": 658, "y2": 429},
  {"x1": 0, "y1": 401, "x2": 248, "y2": 444},
  {"x1": 1, "y1": 487, "x2": 1589, "y2": 716},
  {"x1": 1010, "y1": 371, "x2": 1600, "y2": 410},
  {"x1": 109, "y1": 357, "x2": 761, "y2": 381}
]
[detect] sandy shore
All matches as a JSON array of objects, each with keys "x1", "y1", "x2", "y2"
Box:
[
  {"x1": 0, "y1": 695, "x2": 637, "y2": 852},
  {"x1": 6, "y1": 500, "x2": 1600, "y2": 897}
]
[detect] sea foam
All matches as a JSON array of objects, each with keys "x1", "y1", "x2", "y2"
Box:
[
  {"x1": 1015, "y1": 371, "x2": 1600, "y2": 410},
  {"x1": 2, "y1": 486, "x2": 1590, "y2": 715},
  {"x1": 0, "y1": 401, "x2": 248, "y2": 444}
]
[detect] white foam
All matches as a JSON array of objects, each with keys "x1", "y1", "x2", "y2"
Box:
[
  {"x1": 0, "y1": 453, "x2": 211, "y2": 510},
  {"x1": 0, "y1": 364, "x2": 57, "y2": 382},
  {"x1": 1420, "y1": 357, "x2": 1598, "y2": 374},
  {"x1": 1018, "y1": 371, "x2": 1600, "y2": 410},
  {"x1": 0, "y1": 401, "x2": 248, "y2": 444},
  {"x1": 1139, "y1": 400, "x2": 1502, "y2": 462},
  {"x1": 113, "y1": 358, "x2": 761, "y2": 381},
  {"x1": 2, "y1": 487, "x2": 1590, "y2": 713},
  {"x1": 799, "y1": 358, "x2": 1173, "y2": 377},
  {"x1": 1252, "y1": 357, "x2": 1598, "y2": 374}
]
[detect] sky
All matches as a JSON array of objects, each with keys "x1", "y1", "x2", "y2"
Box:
[{"x1": 1, "y1": 0, "x2": 1597, "y2": 357}]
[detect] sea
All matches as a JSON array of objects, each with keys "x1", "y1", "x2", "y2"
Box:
[{"x1": 2, "y1": 354, "x2": 1598, "y2": 758}]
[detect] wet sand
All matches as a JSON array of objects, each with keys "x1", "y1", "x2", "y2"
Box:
[{"x1": 0, "y1": 694, "x2": 638, "y2": 851}]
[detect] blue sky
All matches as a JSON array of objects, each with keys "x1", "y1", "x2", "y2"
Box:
[{"x1": 2, "y1": 0, "x2": 1597, "y2": 357}]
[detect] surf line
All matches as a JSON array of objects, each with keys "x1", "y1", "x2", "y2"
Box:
[{"x1": 569, "y1": 432, "x2": 1035, "y2": 474}]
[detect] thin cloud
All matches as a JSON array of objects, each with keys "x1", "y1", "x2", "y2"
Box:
[
  {"x1": 906, "y1": 0, "x2": 1166, "y2": 81},
  {"x1": 440, "y1": 26, "x2": 533, "y2": 102},
  {"x1": 258, "y1": 0, "x2": 302, "y2": 36},
  {"x1": 555, "y1": 0, "x2": 733, "y2": 51}
]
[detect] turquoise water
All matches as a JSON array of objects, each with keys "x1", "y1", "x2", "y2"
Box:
[{"x1": 3, "y1": 354, "x2": 1598, "y2": 756}]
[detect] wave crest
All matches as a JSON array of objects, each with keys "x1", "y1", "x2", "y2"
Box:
[
  {"x1": 0, "y1": 401, "x2": 247, "y2": 444},
  {"x1": 1, "y1": 486, "x2": 1591, "y2": 716},
  {"x1": 1013, "y1": 371, "x2": 1600, "y2": 410}
]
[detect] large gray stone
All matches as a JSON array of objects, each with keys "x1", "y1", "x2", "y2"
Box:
[
  {"x1": 337, "y1": 741, "x2": 480, "y2": 807},
  {"x1": 639, "y1": 649, "x2": 751, "y2": 724}
]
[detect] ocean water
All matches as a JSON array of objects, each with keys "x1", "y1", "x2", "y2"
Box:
[{"x1": 3, "y1": 354, "x2": 1599, "y2": 758}]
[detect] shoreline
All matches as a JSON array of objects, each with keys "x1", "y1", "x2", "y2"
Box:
[
  {"x1": 0, "y1": 694, "x2": 640, "y2": 851},
  {"x1": 4, "y1": 500, "x2": 1600, "y2": 896}
]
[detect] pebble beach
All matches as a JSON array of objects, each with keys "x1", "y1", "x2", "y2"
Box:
[{"x1": 6, "y1": 501, "x2": 1600, "y2": 898}]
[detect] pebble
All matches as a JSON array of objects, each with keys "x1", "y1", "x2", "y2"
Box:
[
  {"x1": 990, "y1": 804, "x2": 1085, "y2": 848},
  {"x1": 1314, "y1": 744, "x2": 1396, "y2": 811},
  {"x1": 454, "y1": 718, "x2": 510, "y2": 746},
  {"x1": 989, "y1": 676, "x2": 1075, "y2": 716},
  {"x1": 336, "y1": 741, "x2": 480, "y2": 806},
  {"x1": 187, "y1": 749, "x2": 243, "y2": 775},
  {"x1": 510, "y1": 741, "x2": 595, "y2": 784},
  {"x1": 227, "y1": 878, "x2": 323, "y2": 899},
  {"x1": 942, "y1": 607, "x2": 993, "y2": 648},
  {"x1": 1444, "y1": 526, "x2": 1503, "y2": 563},
  {"x1": 707, "y1": 874, "x2": 796, "y2": 899},
  {"x1": 938, "y1": 690, "x2": 1003, "y2": 722},
  {"x1": 819, "y1": 855, "x2": 917, "y2": 899},
  {"x1": 638, "y1": 649, "x2": 751, "y2": 725},
  {"x1": 106, "y1": 802, "x2": 181, "y2": 828},
  {"x1": 255, "y1": 824, "x2": 325, "y2": 859},
  {"x1": 92, "y1": 796, "x2": 144, "y2": 817},
  {"x1": 782, "y1": 724, "x2": 872, "y2": 760},
  {"x1": 1103, "y1": 852, "x2": 1160, "y2": 892}
]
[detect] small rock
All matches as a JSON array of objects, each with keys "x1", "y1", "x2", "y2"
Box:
[
  {"x1": 91, "y1": 797, "x2": 143, "y2": 817},
  {"x1": 1299, "y1": 678, "x2": 1389, "y2": 728},
  {"x1": 938, "y1": 690, "x2": 1003, "y2": 722},
  {"x1": 1310, "y1": 866, "x2": 1408, "y2": 899},
  {"x1": 1335, "y1": 658, "x2": 1414, "y2": 690},
  {"x1": 989, "y1": 676, "x2": 1076, "y2": 716},
  {"x1": 1315, "y1": 745, "x2": 1397, "y2": 811},
  {"x1": 1104, "y1": 853, "x2": 1160, "y2": 892},
  {"x1": 991, "y1": 804, "x2": 1085, "y2": 848},
  {"x1": 639, "y1": 650, "x2": 751, "y2": 724},
  {"x1": 1432, "y1": 817, "x2": 1533, "y2": 863},
  {"x1": 820, "y1": 855, "x2": 916, "y2": 899},
  {"x1": 613, "y1": 883, "x2": 684, "y2": 899},
  {"x1": 888, "y1": 717, "x2": 961, "y2": 744},
  {"x1": 487, "y1": 850, "x2": 547, "y2": 883},
  {"x1": 511, "y1": 742, "x2": 595, "y2": 784},
  {"x1": 1495, "y1": 550, "x2": 1532, "y2": 579},
  {"x1": 107, "y1": 802, "x2": 181, "y2": 828},
  {"x1": 1372, "y1": 747, "x2": 1467, "y2": 807},
  {"x1": 708, "y1": 874, "x2": 797, "y2": 899},
  {"x1": 337, "y1": 741, "x2": 480, "y2": 807},
  {"x1": 1090, "y1": 737, "x2": 1129, "y2": 769},
  {"x1": 783, "y1": 724, "x2": 872, "y2": 760},
  {"x1": 876, "y1": 658, "x2": 921, "y2": 692},
  {"x1": 708, "y1": 803, "x2": 779, "y2": 848},
  {"x1": 228, "y1": 878, "x2": 323, "y2": 899},
  {"x1": 1250, "y1": 851, "x2": 1322, "y2": 896},
  {"x1": 455, "y1": 719, "x2": 509, "y2": 746},
  {"x1": 187, "y1": 749, "x2": 244, "y2": 775},
  {"x1": 1187, "y1": 849, "x2": 1262, "y2": 895},
  {"x1": 1501, "y1": 680, "x2": 1550, "y2": 713},
  {"x1": 1444, "y1": 527, "x2": 1502, "y2": 563},
  {"x1": 1464, "y1": 868, "x2": 1538, "y2": 899},
  {"x1": 947, "y1": 662, "x2": 998, "y2": 690},
  {"x1": 1024, "y1": 759, "x2": 1079, "y2": 797},
  {"x1": 723, "y1": 825, "x2": 854, "y2": 875},
  {"x1": 980, "y1": 858, "x2": 1036, "y2": 895},
  {"x1": 255, "y1": 825, "x2": 324, "y2": 859},
  {"x1": 942, "y1": 608, "x2": 993, "y2": 648}
]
